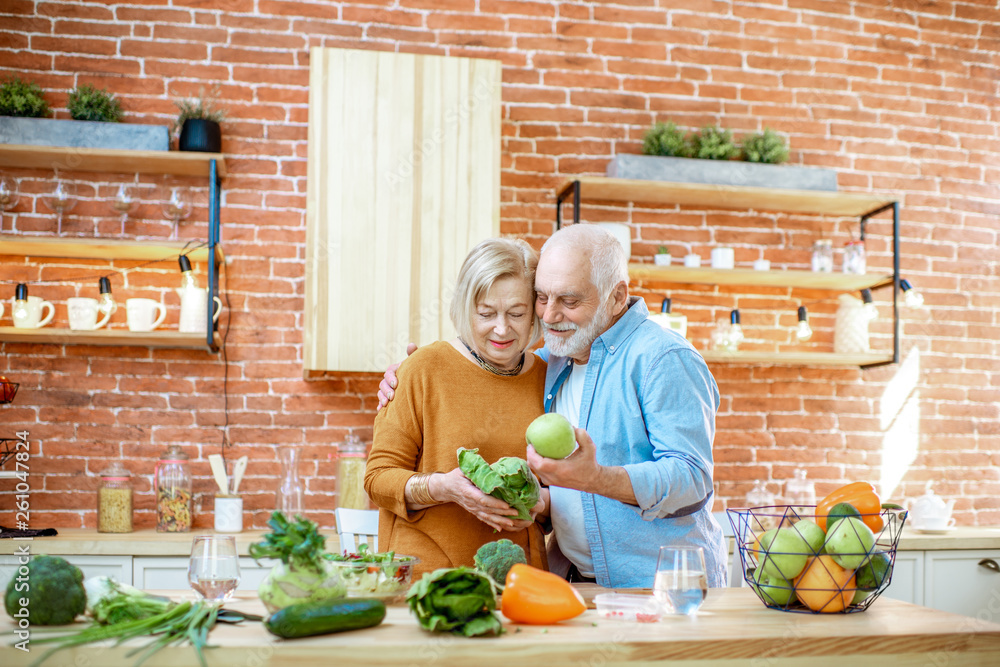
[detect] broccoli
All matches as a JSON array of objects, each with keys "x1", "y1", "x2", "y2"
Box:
[
  {"x1": 474, "y1": 539, "x2": 527, "y2": 587},
  {"x1": 5, "y1": 555, "x2": 86, "y2": 625}
]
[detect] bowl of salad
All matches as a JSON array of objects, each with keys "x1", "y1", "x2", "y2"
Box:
[{"x1": 325, "y1": 545, "x2": 419, "y2": 602}]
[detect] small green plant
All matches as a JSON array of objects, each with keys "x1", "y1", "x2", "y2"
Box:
[
  {"x1": 68, "y1": 84, "x2": 122, "y2": 122},
  {"x1": 657, "y1": 245, "x2": 670, "y2": 254},
  {"x1": 741, "y1": 128, "x2": 789, "y2": 164},
  {"x1": 173, "y1": 86, "x2": 226, "y2": 133},
  {"x1": 692, "y1": 126, "x2": 740, "y2": 160},
  {"x1": 0, "y1": 77, "x2": 50, "y2": 118},
  {"x1": 641, "y1": 121, "x2": 693, "y2": 158}
]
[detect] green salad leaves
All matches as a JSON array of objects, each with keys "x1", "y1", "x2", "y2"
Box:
[
  {"x1": 458, "y1": 448, "x2": 540, "y2": 521},
  {"x1": 406, "y1": 567, "x2": 502, "y2": 637}
]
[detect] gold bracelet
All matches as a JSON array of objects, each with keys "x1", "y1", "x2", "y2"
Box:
[{"x1": 408, "y1": 473, "x2": 437, "y2": 507}]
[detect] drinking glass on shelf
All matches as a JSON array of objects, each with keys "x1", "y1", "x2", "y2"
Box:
[
  {"x1": 0, "y1": 175, "x2": 19, "y2": 232},
  {"x1": 653, "y1": 546, "x2": 708, "y2": 615},
  {"x1": 163, "y1": 186, "x2": 192, "y2": 238},
  {"x1": 43, "y1": 179, "x2": 77, "y2": 233},
  {"x1": 109, "y1": 183, "x2": 136, "y2": 234},
  {"x1": 188, "y1": 535, "x2": 241, "y2": 604}
]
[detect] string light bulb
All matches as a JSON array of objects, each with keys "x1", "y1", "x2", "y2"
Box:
[
  {"x1": 97, "y1": 276, "x2": 117, "y2": 318},
  {"x1": 728, "y1": 309, "x2": 744, "y2": 347},
  {"x1": 900, "y1": 279, "x2": 924, "y2": 308},
  {"x1": 178, "y1": 254, "x2": 196, "y2": 289},
  {"x1": 12, "y1": 283, "x2": 28, "y2": 322},
  {"x1": 860, "y1": 289, "x2": 878, "y2": 320},
  {"x1": 796, "y1": 306, "x2": 813, "y2": 341}
]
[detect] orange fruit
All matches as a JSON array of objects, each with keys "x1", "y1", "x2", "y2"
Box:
[{"x1": 793, "y1": 555, "x2": 856, "y2": 613}]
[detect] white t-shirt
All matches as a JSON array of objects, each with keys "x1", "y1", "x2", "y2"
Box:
[{"x1": 548, "y1": 361, "x2": 594, "y2": 577}]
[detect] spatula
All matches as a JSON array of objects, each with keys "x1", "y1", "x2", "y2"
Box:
[
  {"x1": 230, "y1": 456, "x2": 248, "y2": 495},
  {"x1": 208, "y1": 453, "x2": 228, "y2": 495}
]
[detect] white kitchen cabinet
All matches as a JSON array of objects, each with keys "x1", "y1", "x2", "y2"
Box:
[
  {"x1": 132, "y1": 556, "x2": 276, "y2": 591},
  {"x1": 0, "y1": 554, "x2": 132, "y2": 585},
  {"x1": 924, "y1": 550, "x2": 1000, "y2": 619},
  {"x1": 881, "y1": 550, "x2": 923, "y2": 606}
]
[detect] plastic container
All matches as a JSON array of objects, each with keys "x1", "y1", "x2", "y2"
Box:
[
  {"x1": 154, "y1": 445, "x2": 192, "y2": 532},
  {"x1": 594, "y1": 593, "x2": 664, "y2": 623},
  {"x1": 97, "y1": 462, "x2": 133, "y2": 533}
]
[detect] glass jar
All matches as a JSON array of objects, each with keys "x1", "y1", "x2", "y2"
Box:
[
  {"x1": 276, "y1": 446, "x2": 304, "y2": 516},
  {"x1": 785, "y1": 468, "x2": 816, "y2": 508},
  {"x1": 336, "y1": 435, "x2": 370, "y2": 510},
  {"x1": 811, "y1": 239, "x2": 833, "y2": 272},
  {"x1": 155, "y1": 445, "x2": 192, "y2": 532},
  {"x1": 97, "y1": 462, "x2": 133, "y2": 533},
  {"x1": 843, "y1": 240, "x2": 866, "y2": 275}
]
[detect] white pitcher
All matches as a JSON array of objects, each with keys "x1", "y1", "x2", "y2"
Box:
[
  {"x1": 177, "y1": 283, "x2": 222, "y2": 333},
  {"x1": 834, "y1": 294, "x2": 869, "y2": 354}
]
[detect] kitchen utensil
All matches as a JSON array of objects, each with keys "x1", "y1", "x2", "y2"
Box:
[
  {"x1": 214, "y1": 494, "x2": 243, "y2": 533},
  {"x1": 208, "y1": 454, "x2": 228, "y2": 495},
  {"x1": 230, "y1": 455, "x2": 248, "y2": 494}
]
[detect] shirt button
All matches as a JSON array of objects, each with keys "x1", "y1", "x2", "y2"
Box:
[
  {"x1": 610, "y1": 345, "x2": 615, "y2": 351},
  {"x1": 546, "y1": 394, "x2": 552, "y2": 400}
]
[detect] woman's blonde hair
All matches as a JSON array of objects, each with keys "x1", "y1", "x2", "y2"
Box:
[{"x1": 450, "y1": 237, "x2": 541, "y2": 348}]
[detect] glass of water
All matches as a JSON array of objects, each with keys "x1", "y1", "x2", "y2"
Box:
[
  {"x1": 188, "y1": 535, "x2": 241, "y2": 604},
  {"x1": 653, "y1": 546, "x2": 708, "y2": 615}
]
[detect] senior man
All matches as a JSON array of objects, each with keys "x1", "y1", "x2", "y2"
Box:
[{"x1": 379, "y1": 225, "x2": 727, "y2": 588}]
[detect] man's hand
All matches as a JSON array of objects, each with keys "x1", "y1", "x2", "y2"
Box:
[
  {"x1": 376, "y1": 343, "x2": 418, "y2": 412},
  {"x1": 527, "y1": 427, "x2": 638, "y2": 506},
  {"x1": 432, "y1": 468, "x2": 527, "y2": 532}
]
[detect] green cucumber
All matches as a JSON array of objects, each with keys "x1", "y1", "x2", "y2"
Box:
[{"x1": 264, "y1": 598, "x2": 386, "y2": 639}]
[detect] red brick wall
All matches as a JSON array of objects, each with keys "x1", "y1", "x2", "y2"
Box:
[{"x1": 1, "y1": 1, "x2": 998, "y2": 530}]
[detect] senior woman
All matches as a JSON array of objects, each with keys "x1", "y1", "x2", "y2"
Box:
[{"x1": 365, "y1": 238, "x2": 548, "y2": 575}]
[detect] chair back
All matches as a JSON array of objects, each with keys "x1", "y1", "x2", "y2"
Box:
[
  {"x1": 334, "y1": 507, "x2": 379, "y2": 554},
  {"x1": 713, "y1": 510, "x2": 746, "y2": 588}
]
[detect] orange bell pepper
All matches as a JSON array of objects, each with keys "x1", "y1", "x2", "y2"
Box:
[
  {"x1": 815, "y1": 481, "x2": 884, "y2": 533},
  {"x1": 501, "y1": 564, "x2": 586, "y2": 625}
]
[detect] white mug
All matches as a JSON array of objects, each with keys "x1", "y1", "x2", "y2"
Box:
[
  {"x1": 214, "y1": 495, "x2": 243, "y2": 533},
  {"x1": 126, "y1": 298, "x2": 166, "y2": 332},
  {"x1": 753, "y1": 259, "x2": 771, "y2": 271},
  {"x1": 711, "y1": 247, "x2": 735, "y2": 269},
  {"x1": 13, "y1": 295, "x2": 55, "y2": 329},
  {"x1": 178, "y1": 290, "x2": 223, "y2": 334},
  {"x1": 67, "y1": 297, "x2": 112, "y2": 331},
  {"x1": 683, "y1": 253, "x2": 702, "y2": 268}
]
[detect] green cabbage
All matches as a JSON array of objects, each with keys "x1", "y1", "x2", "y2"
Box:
[{"x1": 457, "y1": 448, "x2": 540, "y2": 521}]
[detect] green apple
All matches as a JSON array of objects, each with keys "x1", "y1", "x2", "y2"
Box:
[
  {"x1": 751, "y1": 568, "x2": 797, "y2": 607},
  {"x1": 759, "y1": 527, "x2": 809, "y2": 580},
  {"x1": 525, "y1": 413, "x2": 576, "y2": 459},
  {"x1": 789, "y1": 519, "x2": 825, "y2": 555},
  {"x1": 824, "y1": 516, "x2": 876, "y2": 570}
]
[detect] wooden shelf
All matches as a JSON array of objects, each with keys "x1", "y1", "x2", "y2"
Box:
[
  {"x1": 0, "y1": 235, "x2": 222, "y2": 263},
  {"x1": 628, "y1": 263, "x2": 892, "y2": 291},
  {"x1": 559, "y1": 177, "x2": 895, "y2": 217},
  {"x1": 0, "y1": 144, "x2": 226, "y2": 178},
  {"x1": 0, "y1": 327, "x2": 219, "y2": 350},
  {"x1": 700, "y1": 350, "x2": 894, "y2": 366}
]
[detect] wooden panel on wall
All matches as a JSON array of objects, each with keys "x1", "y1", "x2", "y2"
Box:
[{"x1": 305, "y1": 47, "x2": 501, "y2": 372}]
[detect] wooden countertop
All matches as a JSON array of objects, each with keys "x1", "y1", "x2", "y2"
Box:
[
  {"x1": 0, "y1": 529, "x2": 342, "y2": 557},
  {"x1": 2, "y1": 587, "x2": 999, "y2": 666},
  {"x1": 2, "y1": 526, "x2": 996, "y2": 559}
]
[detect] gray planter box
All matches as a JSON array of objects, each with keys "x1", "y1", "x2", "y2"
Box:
[
  {"x1": 606, "y1": 154, "x2": 838, "y2": 191},
  {"x1": 0, "y1": 117, "x2": 169, "y2": 151}
]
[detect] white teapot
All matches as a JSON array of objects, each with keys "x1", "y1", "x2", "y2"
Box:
[{"x1": 907, "y1": 487, "x2": 956, "y2": 530}]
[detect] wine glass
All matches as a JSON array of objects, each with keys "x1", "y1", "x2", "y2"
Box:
[
  {"x1": 43, "y1": 179, "x2": 77, "y2": 233},
  {"x1": 0, "y1": 175, "x2": 18, "y2": 233},
  {"x1": 653, "y1": 546, "x2": 708, "y2": 615},
  {"x1": 163, "y1": 186, "x2": 192, "y2": 238},
  {"x1": 109, "y1": 184, "x2": 136, "y2": 234},
  {"x1": 188, "y1": 535, "x2": 241, "y2": 604}
]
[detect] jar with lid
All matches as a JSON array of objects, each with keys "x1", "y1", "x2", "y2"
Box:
[
  {"x1": 811, "y1": 239, "x2": 833, "y2": 272},
  {"x1": 155, "y1": 445, "x2": 192, "y2": 532},
  {"x1": 336, "y1": 435, "x2": 370, "y2": 510},
  {"x1": 785, "y1": 468, "x2": 816, "y2": 508},
  {"x1": 843, "y1": 240, "x2": 866, "y2": 275},
  {"x1": 98, "y1": 462, "x2": 133, "y2": 533}
]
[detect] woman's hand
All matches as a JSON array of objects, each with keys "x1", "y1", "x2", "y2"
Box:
[{"x1": 431, "y1": 468, "x2": 527, "y2": 532}]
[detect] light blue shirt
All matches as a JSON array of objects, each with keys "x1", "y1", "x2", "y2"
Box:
[{"x1": 540, "y1": 297, "x2": 728, "y2": 588}]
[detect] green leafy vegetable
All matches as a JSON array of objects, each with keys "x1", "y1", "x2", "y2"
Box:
[
  {"x1": 4, "y1": 555, "x2": 86, "y2": 625},
  {"x1": 248, "y1": 511, "x2": 327, "y2": 572},
  {"x1": 84, "y1": 576, "x2": 173, "y2": 625},
  {"x1": 457, "y1": 448, "x2": 540, "y2": 521},
  {"x1": 406, "y1": 567, "x2": 503, "y2": 637},
  {"x1": 474, "y1": 539, "x2": 527, "y2": 587}
]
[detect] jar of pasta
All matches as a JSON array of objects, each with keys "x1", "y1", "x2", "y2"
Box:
[
  {"x1": 336, "y1": 435, "x2": 370, "y2": 510},
  {"x1": 97, "y1": 462, "x2": 133, "y2": 533},
  {"x1": 155, "y1": 445, "x2": 192, "y2": 532}
]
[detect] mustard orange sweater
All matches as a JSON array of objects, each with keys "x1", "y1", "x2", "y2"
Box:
[{"x1": 366, "y1": 341, "x2": 547, "y2": 576}]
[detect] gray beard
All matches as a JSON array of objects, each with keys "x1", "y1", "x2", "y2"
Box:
[{"x1": 543, "y1": 304, "x2": 613, "y2": 359}]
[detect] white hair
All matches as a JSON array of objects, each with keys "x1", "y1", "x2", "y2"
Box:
[{"x1": 540, "y1": 224, "x2": 628, "y2": 299}]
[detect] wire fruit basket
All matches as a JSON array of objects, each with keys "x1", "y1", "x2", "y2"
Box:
[
  {"x1": 0, "y1": 378, "x2": 17, "y2": 404},
  {"x1": 727, "y1": 505, "x2": 907, "y2": 614}
]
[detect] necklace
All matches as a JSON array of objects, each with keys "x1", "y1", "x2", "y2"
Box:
[{"x1": 459, "y1": 339, "x2": 524, "y2": 377}]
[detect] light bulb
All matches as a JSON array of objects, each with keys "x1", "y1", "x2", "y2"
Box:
[
  {"x1": 97, "y1": 277, "x2": 117, "y2": 316},
  {"x1": 728, "y1": 309, "x2": 744, "y2": 347},
  {"x1": 860, "y1": 289, "x2": 878, "y2": 320},
  {"x1": 900, "y1": 279, "x2": 924, "y2": 308},
  {"x1": 796, "y1": 306, "x2": 813, "y2": 341},
  {"x1": 12, "y1": 283, "x2": 28, "y2": 320}
]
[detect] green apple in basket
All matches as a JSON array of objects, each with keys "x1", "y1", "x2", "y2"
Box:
[
  {"x1": 824, "y1": 516, "x2": 876, "y2": 570},
  {"x1": 758, "y1": 527, "x2": 810, "y2": 581}
]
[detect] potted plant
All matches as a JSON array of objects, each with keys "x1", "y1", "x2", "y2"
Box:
[
  {"x1": 67, "y1": 84, "x2": 123, "y2": 122},
  {"x1": 654, "y1": 245, "x2": 672, "y2": 266},
  {"x1": 0, "y1": 77, "x2": 168, "y2": 151},
  {"x1": 607, "y1": 120, "x2": 836, "y2": 192},
  {"x1": 174, "y1": 88, "x2": 226, "y2": 153}
]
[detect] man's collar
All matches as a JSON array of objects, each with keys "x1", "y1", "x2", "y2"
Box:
[{"x1": 594, "y1": 296, "x2": 647, "y2": 354}]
